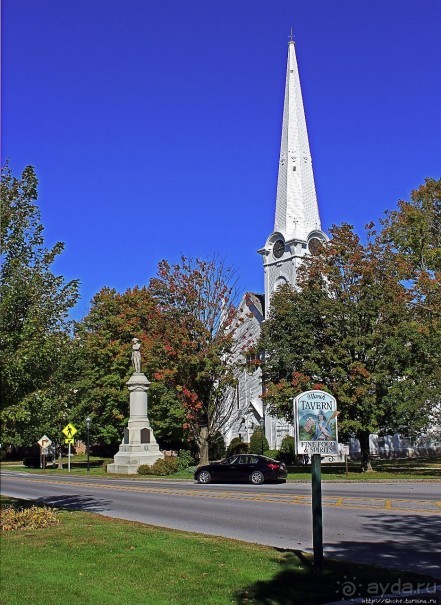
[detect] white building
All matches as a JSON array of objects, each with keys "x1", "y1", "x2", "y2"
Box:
[
  {"x1": 223, "y1": 38, "x2": 327, "y2": 451},
  {"x1": 222, "y1": 39, "x2": 441, "y2": 460}
]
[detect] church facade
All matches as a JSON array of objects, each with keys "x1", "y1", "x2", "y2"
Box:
[{"x1": 222, "y1": 39, "x2": 327, "y2": 450}]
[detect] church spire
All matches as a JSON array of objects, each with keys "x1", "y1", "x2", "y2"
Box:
[{"x1": 274, "y1": 38, "x2": 321, "y2": 242}]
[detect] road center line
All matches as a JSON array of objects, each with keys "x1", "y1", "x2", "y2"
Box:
[{"x1": 7, "y1": 476, "x2": 440, "y2": 515}]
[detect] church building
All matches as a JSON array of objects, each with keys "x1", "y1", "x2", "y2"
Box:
[{"x1": 222, "y1": 38, "x2": 327, "y2": 450}]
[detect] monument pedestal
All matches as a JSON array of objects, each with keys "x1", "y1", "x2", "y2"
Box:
[{"x1": 107, "y1": 373, "x2": 164, "y2": 474}]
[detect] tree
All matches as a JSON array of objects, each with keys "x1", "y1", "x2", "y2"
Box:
[
  {"x1": 259, "y1": 221, "x2": 423, "y2": 471},
  {"x1": 381, "y1": 178, "x2": 441, "y2": 441},
  {"x1": 70, "y1": 286, "x2": 185, "y2": 452},
  {"x1": 0, "y1": 165, "x2": 79, "y2": 447},
  {"x1": 148, "y1": 256, "x2": 243, "y2": 466},
  {"x1": 381, "y1": 178, "x2": 441, "y2": 274},
  {"x1": 249, "y1": 427, "x2": 269, "y2": 454}
]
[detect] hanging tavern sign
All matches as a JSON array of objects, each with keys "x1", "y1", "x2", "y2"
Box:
[{"x1": 294, "y1": 390, "x2": 339, "y2": 456}]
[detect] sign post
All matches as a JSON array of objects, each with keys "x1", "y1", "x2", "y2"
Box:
[
  {"x1": 62, "y1": 424, "x2": 78, "y2": 473},
  {"x1": 311, "y1": 453, "x2": 323, "y2": 570},
  {"x1": 294, "y1": 390, "x2": 339, "y2": 571},
  {"x1": 37, "y1": 435, "x2": 52, "y2": 470},
  {"x1": 342, "y1": 444, "x2": 350, "y2": 478}
]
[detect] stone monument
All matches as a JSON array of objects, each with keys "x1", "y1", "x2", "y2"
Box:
[{"x1": 107, "y1": 338, "x2": 164, "y2": 474}]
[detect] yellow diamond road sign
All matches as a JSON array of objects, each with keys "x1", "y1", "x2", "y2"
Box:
[{"x1": 62, "y1": 423, "x2": 77, "y2": 439}]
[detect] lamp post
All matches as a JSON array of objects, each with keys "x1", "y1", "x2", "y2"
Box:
[
  {"x1": 260, "y1": 400, "x2": 267, "y2": 454},
  {"x1": 86, "y1": 417, "x2": 91, "y2": 474}
]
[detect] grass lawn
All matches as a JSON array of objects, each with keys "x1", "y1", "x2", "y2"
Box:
[
  {"x1": 2, "y1": 456, "x2": 440, "y2": 481},
  {"x1": 0, "y1": 497, "x2": 437, "y2": 605},
  {"x1": 285, "y1": 457, "x2": 441, "y2": 481}
]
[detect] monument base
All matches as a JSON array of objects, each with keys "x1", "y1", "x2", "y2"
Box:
[
  {"x1": 107, "y1": 372, "x2": 164, "y2": 474},
  {"x1": 107, "y1": 447, "x2": 164, "y2": 474}
]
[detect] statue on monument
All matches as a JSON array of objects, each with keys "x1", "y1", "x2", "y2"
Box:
[
  {"x1": 107, "y1": 336, "x2": 164, "y2": 473},
  {"x1": 131, "y1": 337, "x2": 142, "y2": 373}
]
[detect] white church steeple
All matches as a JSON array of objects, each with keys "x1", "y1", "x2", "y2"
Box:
[
  {"x1": 259, "y1": 38, "x2": 327, "y2": 318},
  {"x1": 274, "y1": 38, "x2": 321, "y2": 241}
]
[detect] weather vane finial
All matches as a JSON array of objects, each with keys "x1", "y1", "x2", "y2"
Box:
[{"x1": 289, "y1": 27, "x2": 294, "y2": 43}]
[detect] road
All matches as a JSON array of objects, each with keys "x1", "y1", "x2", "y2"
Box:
[{"x1": 1, "y1": 471, "x2": 440, "y2": 578}]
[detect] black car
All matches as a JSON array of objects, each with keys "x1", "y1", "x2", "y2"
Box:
[{"x1": 194, "y1": 454, "x2": 287, "y2": 485}]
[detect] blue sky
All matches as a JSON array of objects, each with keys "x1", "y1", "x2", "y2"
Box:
[{"x1": 2, "y1": 0, "x2": 441, "y2": 319}]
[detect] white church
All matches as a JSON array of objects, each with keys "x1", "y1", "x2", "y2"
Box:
[
  {"x1": 222, "y1": 38, "x2": 328, "y2": 452},
  {"x1": 221, "y1": 39, "x2": 440, "y2": 460}
]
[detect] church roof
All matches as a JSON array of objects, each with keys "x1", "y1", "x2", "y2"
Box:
[
  {"x1": 243, "y1": 292, "x2": 265, "y2": 322},
  {"x1": 274, "y1": 39, "x2": 321, "y2": 242}
]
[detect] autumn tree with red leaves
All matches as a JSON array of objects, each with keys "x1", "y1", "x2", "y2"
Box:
[
  {"x1": 148, "y1": 257, "x2": 243, "y2": 466},
  {"x1": 259, "y1": 219, "x2": 425, "y2": 471},
  {"x1": 71, "y1": 286, "x2": 185, "y2": 451}
]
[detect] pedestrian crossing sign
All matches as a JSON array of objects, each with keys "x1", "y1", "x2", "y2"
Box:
[{"x1": 62, "y1": 423, "x2": 77, "y2": 439}]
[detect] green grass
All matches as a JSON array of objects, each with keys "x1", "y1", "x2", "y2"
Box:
[
  {"x1": 0, "y1": 497, "x2": 436, "y2": 605},
  {"x1": 285, "y1": 457, "x2": 441, "y2": 480},
  {"x1": 2, "y1": 456, "x2": 440, "y2": 481}
]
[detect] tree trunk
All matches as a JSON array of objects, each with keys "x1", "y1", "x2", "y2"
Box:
[
  {"x1": 57, "y1": 449, "x2": 63, "y2": 470},
  {"x1": 198, "y1": 426, "x2": 209, "y2": 467},
  {"x1": 358, "y1": 431, "x2": 372, "y2": 472}
]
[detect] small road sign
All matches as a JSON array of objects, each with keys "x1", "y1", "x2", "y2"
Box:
[
  {"x1": 64, "y1": 438, "x2": 74, "y2": 445},
  {"x1": 62, "y1": 423, "x2": 78, "y2": 439},
  {"x1": 38, "y1": 435, "x2": 52, "y2": 448}
]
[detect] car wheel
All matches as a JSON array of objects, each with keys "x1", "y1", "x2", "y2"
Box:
[
  {"x1": 250, "y1": 470, "x2": 264, "y2": 485},
  {"x1": 197, "y1": 470, "x2": 211, "y2": 484}
]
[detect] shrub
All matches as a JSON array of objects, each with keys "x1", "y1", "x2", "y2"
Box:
[
  {"x1": 176, "y1": 450, "x2": 194, "y2": 471},
  {"x1": 227, "y1": 438, "x2": 249, "y2": 456},
  {"x1": 23, "y1": 456, "x2": 41, "y2": 468},
  {"x1": 137, "y1": 464, "x2": 154, "y2": 475},
  {"x1": 137, "y1": 456, "x2": 179, "y2": 476},
  {"x1": 1, "y1": 505, "x2": 59, "y2": 531},
  {"x1": 279, "y1": 435, "x2": 296, "y2": 464},
  {"x1": 249, "y1": 428, "x2": 269, "y2": 454},
  {"x1": 264, "y1": 449, "x2": 280, "y2": 460},
  {"x1": 101, "y1": 458, "x2": 114, "y2": 470}
]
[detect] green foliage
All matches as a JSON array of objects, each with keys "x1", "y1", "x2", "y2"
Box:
[
  {"x1": 249, "y1": 427, "x2": 269, "y2": 454},
  {"x1": 1, "y1": 505, "x2": 59, "y2": 531},
  {"x1": 382, "y1": 177, "x2": 441, "y2": 273},
  {"x1": 137, "y1": 456, "x2": 179, "y2": 476},
  {"x1": 226, "y1": 437, "x2": 249, "y2": 455},
  {"x1": 263, "y1": 449, "x2": 280, "y2": 460},
  {"x1": 260, "y1": 212, "x2": 426, "y2": 464},
  {"x1": 0, "y1": 165, "x2": 79, "y2": 446},
  {"x1": 70, "y1": 286, "x2": 185, "y2": 449},
  {"x1": 176, "y1": 450, "x2": 194, "y2": 471},
  {"x1": 279, "y1": 435, "x2": 296, "y2": 464},
  {"x1": 381, "y1": 178, "x2": 441, "y2": 438}
]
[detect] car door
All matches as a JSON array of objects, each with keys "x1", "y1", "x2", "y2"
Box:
[
  {"x1": 236, "y1": 455, "x2": 257, "y2": 481},
  {"x1": 214, "y1": 456, "x2": 241, "y2": 482}
]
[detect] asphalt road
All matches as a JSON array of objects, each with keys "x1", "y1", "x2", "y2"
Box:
[{"x1": 1, "y1": 471, "x2": 440, "y2": 578}]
